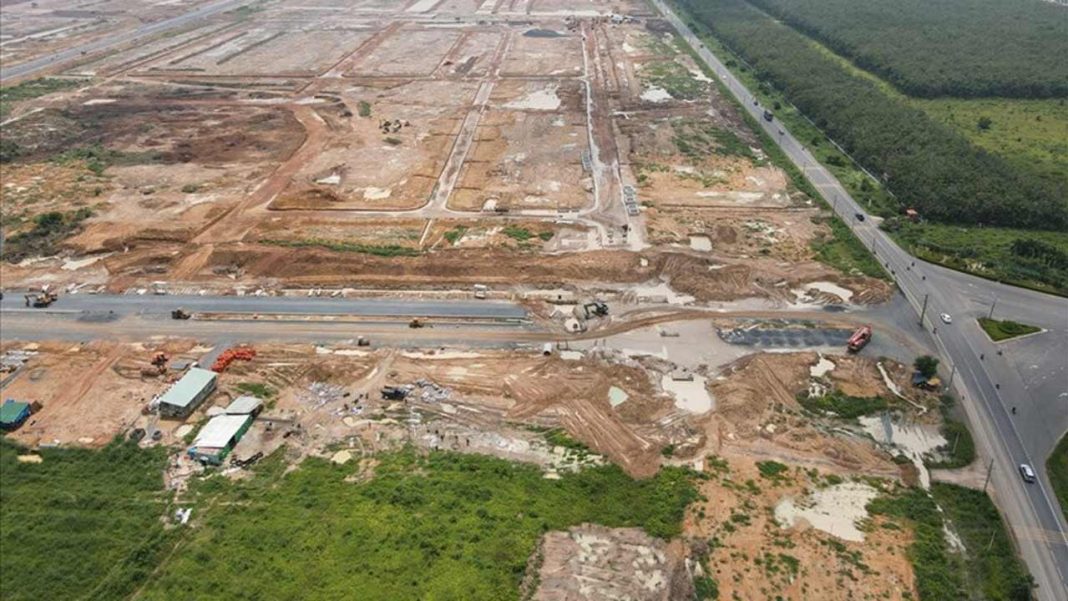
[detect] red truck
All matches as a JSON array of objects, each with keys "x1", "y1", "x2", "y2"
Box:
[{"x1": 847, "y1": 325, "x2": 872, "y2": 352}]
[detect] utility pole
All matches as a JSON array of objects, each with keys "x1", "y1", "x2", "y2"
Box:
[
  {"x1": 983, "y1": 458, "x2": 994, "y2": 494},
  {"x1": 919, "y1": 293, "x2": 929, "y2": 327},
  {"x1": 988, "y1": 296, "x2": 997, "y2": 320},
  {"x1": 946, "y1": 363, "x2": 955, "y2": 391}
]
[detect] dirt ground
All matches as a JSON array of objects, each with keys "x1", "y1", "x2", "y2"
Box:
[
  {"x1": 684, "y1": 455, "x2": 918, "y2": 601},
  {"x1": 1, "y1": 336, "x2": 948, "y2": 600},
  {"x1": 0, "y1": 0, "x2": 888, "y2": 307}
]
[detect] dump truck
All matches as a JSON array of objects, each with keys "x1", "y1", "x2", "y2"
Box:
[{"x1": 847, "y1": 325, "x2": 872, "y2": 352}]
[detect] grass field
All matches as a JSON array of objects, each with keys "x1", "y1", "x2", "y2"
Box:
[
  {"x1": 889, "y1": 222, "x2": 1068, "y2": 296},
  {"x1": 1048, "y1": 433, "x2": 1068, "y2": 523},
  {"x1": 915, "y1": 98, "x2": 1068, "y2": 186},
  {"x1": 869, "y1": 484, "x2": 1033, "y2": 601},
  {"x1": 136, "y1": 449, "x2": 698, "y2": 600},
  {"x1": 977, "y1": 318, "x2": 1041, "y2": 342},
  {"x1": 1, "y1": 442, "x2": 699, "y2": 601},
  {"x1": 0, "y1": 439, "x2": 173, "y2": 601}
]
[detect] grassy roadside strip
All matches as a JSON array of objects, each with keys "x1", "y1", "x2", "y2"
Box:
[
  {"x1": 660, "y1": 18, "x2": 888, "y2": 280},
  {"x1": 1048, "y1": 433, "x2": 1068, "y2": 523},
  {"x1": 868, "y1": 484, "x2": 1034, "y2": 600},
  {"x1": 0, "y1": 77, "x2": 84, "y2": 119},
  {"x1": 261, "y1": 238, "x2": 422, "y2": 257},
  {"x1": 664, "y1": 0, "x2": 1067, "y2": 296},
  {"x1": 0, "y1": 439, "x2": 174, "y2": 601},
  {"x1": 977, "y1": 318, "x2": 1041, "y2": 343}
]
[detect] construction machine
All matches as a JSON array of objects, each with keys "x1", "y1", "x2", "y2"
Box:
[
  {"x1": 409, "y1": 318, "x2": 425, "y2": 328},
  {"x1": 24, "y1": 290, "x2": 58, "y2": 308},
  {"x1": 582, "y1": 301, "x2": 609, "y2": 319},
  {"x1": 171, "y1": 308, "x2": 191, "y2": 320},
  {"x1": 141, "y1": 352, "x2": 170, "y2": 377}
]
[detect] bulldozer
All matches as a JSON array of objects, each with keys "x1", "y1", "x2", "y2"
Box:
[
  {"x1": 24, "y1": 290, "x2": 58, "y2": 308},
  {"x1": 409, "y1": 318, "x2": 426, "y2": 328},
  {"x1": 171, "y1": 308, "x2": 191, "y2": 320}
]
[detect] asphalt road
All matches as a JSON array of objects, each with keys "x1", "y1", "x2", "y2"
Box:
[
  {"x1": 652, "y1": 0, "x2": 1068, "y2": 597},
  {"x1": 0, "y1": 0, "x2": 248, "y2": 83},
  {"x1": 0, "y1": 292, "x2": 529, "y2": 320}
]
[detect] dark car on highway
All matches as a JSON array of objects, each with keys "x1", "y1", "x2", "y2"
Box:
[{"x1": 854, "y1": 212, "x2": 866, "y2": 222}]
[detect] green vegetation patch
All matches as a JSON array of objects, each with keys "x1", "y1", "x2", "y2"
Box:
[
  {"x1": 642, "y1": 59, "x2": 710, "y2": 101},
  {"x1": 0, "y1": 77, "x2": 83, "y2": 118},
  {"x1": 502, "y1": 225, "x2": 535, "y2": 242},
  {"x1": 674, "y1": 0, "x2": 1067, "y2": 233},
  {"x1": 930, "y1": 484, "x2": 1034, "y2": 600},
  {"x1": 926, "y1": 395, "x2": 975, "y2": 470},
  {"x1": 746, "y1": 0, "x2": 1068, "y2": 98},
  {"x1": 357, "y1": 100, "x2": 372, "y2": 118},
  {"x1": 1, "y1": 208, "x2": 93, "y2": 263},
  {"x1": 810, "y1": 215, "x2": 888, "y2": 280},
  {"x1": 888, "y1": 222, "x2": 1068, "y2": 296},
  {"x1": 0, "y1": 439, "x2": 173, "y2": 601},
  {"x1": 235, "y1": 381, "x2": 277, "y2": 399},
  {"x1": 915, "y1": 98, "x2": 1068, "y2": 186},
  {"x1": 443, "y1": 225, "x2": 468, "y2": 245},
  {"x1": 53, "y1": 144, "x2": 164, "y2": 176},
  {"x1": 869, "y1": 484, "x2": 1033, "y2": 600},
  {"x1": 671, "y1": 117, "x2": 755, "y2": 161},
  {"x1": 262, "y1": 238, "x2": 422, "y2": 257},
  {"x1": 798, "y1": 389, "x2": 888, "y2": 419},
  {"x1": 1048, "y1": 432, "x2": 1068, "y2": 523},
  {"x1": 978, "y1": 318, "x2": 1041, "y2": 342},
  {"x1": 137, "y1": 450, "x2": 698, "y2": 600}
]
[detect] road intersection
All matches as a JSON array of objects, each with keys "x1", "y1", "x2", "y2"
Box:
[{"x1": 651, "y1": 0, "x2": 1068, "y2": 596}]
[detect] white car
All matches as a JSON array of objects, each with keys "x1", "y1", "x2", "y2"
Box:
[
  {"x1": 1019, "y1": 464, "x2": 1037, "y2": 484},
  {"x1": 939, "y1": 313, "x2": 952, "y2": 324}
]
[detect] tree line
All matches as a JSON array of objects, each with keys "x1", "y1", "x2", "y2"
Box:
[
  {"x1": 747, "y1": 0, "x2": 1068, "y2": 99},
  {"x1": 677, "y1": 0, "x2": 1068, "y2": 232}
]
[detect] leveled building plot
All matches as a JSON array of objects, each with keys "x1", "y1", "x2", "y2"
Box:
[
  {"x1": 500, "y1": 30, "x2": 584, "y2": 77},
  {"x1": 347, "y1": 29, "x2": 462, "y2": 77},
  {"x1": 529, "y1": 0, "x2": 619, "y2": 16},
  {"x1": 449, "y1": 79, "x2": 589, "y2": 212},
  {"x1": 450, "y1": 112, "x2": 589, "y2": 212},
  {"x1": 435, "y1": 31, "x2": 504, "y2": 78},
  {"x1": 271, "y1": 80, "x2": 479, "y2": 211},
  {"x1": 203, "y1": 29, "x2": 375, "y2": 76},
  {"x1": 162, "y1": 29, "x2": 281, "y2": 72},
  {"x1": 68, "y1": 23, "x2": 235, "y2": 77}
]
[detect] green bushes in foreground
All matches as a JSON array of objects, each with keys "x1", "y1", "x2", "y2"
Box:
[
  {"x1": 868, "y1": 484, "x2": 1033, "y2": 601},
  {"x1": 137, "y1": 449, "x2": 699, "y2": 600},
  {"x1": 0, "y1": 439, "x2": 172, "y2": 601}
]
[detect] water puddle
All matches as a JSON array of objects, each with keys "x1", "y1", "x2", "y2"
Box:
[
  {"x1": 859, "y1": 415, "x2": 946, "y2": 488},
  {"x1": 688, "y1": 235, "x2": 712, "y2": 251},
  {"x1": 774, "y1": 481, "x2": 879, "y2": 542},
  {"x1": 608, "y1": 386, "x2": 629, "y2": 407},
  {"x1": 661, "y1": 375, "x2": 712, "y2": 413}
]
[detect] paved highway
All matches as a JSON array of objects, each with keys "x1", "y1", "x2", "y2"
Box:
[
  {"x1": 0, "y1": 0, "x2": 249, "y2": 83},
  {"x1": 0, "y1": 292, "x2": 529, "y2": 320},
  {"x1": 651, "y1": 0, "x2": 1068, "y2": 597}
]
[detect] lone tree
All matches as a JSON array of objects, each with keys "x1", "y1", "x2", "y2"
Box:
[
  {"x1": 977, "y1": 116, "x2": 993, "y2": 130},
  {"x1": 914, "y1": 355, "x2": 940, "y2": 378}
]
